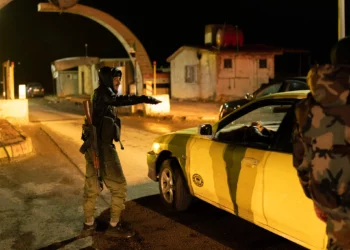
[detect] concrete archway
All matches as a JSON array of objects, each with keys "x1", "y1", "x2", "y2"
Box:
[{"x1": 37, "y1": 2, "x2": 153, "y2": 95}]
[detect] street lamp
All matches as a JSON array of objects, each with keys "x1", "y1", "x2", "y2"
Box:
[{"x1": 339, "y1": 0, "x2": 346, "y2": 40}]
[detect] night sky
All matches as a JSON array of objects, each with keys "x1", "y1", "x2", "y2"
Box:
[{"x1": 0, "y1": 0, "x2": 345, "y2": 93}]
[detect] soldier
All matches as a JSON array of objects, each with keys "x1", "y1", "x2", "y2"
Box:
[
  {"x1": 293, "y1": 37, "x2": 350, "y2": 250},
  {"x1": 80, "y1": 66, "x2": 161, "y2": 238}
]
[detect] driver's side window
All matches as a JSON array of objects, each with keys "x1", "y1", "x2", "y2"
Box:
[{"x1": 215, "y1": 103, "x2": 291, "y2": 149}]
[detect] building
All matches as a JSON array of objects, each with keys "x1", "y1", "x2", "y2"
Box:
[
  {"x1": 167, "y1": 24, "x2": 308, "y2": 102},
  {"x1": 51, "y1": 57, "x2": 136, "y2": 97}
]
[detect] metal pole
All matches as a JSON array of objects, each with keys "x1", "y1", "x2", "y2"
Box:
[
  {"x1": 153, "y1": 61, "x2": 157, "y2": 95},
  {"x1": 339, "y1": 0, "x2": 346, "y2": 40}
]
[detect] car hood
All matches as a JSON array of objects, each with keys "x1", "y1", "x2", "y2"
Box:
[
  {"x1": 172, "y1": 127, "x2": 197, "y2": 135},
  {"x1": 153, "y1": 127, "x2": 197, "y2": 145}
]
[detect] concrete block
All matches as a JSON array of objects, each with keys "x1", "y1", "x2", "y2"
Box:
[
  {"x1": 0, "y1": 147, "x2": 8, "y2": 159},
  {"x1": 144, "y1": 94, "x2": 170, "y2": 115},
  {"x1": 0, "y1": 99, "x2": 29, "y2": 124},
  {"x1": 11, "y1": 143, "x2": 23, "y2": 157},
  {"x1": 20, "y1": 139, "x2": 32, "y2": 155},
  {"x1": 25, "y1": 137, "x2": 33, "y2": 153},
  {"x1": 5, "y1": 146, "x2": 12, "y2": 157}
]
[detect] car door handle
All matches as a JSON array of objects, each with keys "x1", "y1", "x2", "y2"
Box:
[{"x1": 241, "y1": 157, "x2": 259, "y2": 168}]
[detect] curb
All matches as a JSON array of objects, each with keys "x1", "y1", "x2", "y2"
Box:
[{"x1": 0, "y1": 132, "x2": 33, "y2": 163}]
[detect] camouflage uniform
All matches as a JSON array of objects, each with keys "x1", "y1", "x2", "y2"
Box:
[
  {"x1": 83, "y1": 145, "x2": 127, "y2": 224},
  {"x1": 293, "y1": 64, "x2": 350, "y2": 250},
  {"x1": 81, "y1": 66, "x2": 161, "y2": 229}
]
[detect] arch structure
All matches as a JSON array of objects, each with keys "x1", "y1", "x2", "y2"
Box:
[
  {"x1": 0, "y1": 0, "x2": 13, "y2": 9},
  {"x1": 37, "y1": 2, "x2": 153, "y2": 95}
]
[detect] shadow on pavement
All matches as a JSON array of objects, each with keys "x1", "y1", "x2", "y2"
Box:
[
  {"x1": 37, "y1": 194, "x2": 305, "y2": 250},
  {"x1": 38, "y1": 210, "x2": 146, "y2": 250},
  {"x1": 129, "y1": 194, "x2": 306, "y2": 250}
]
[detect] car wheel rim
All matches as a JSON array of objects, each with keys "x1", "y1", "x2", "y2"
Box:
[{"x1": 160, "y1": 168, "x2": 174, "y2": 204}]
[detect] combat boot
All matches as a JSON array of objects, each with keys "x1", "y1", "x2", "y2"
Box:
[
  {"x1": 80, "y1": 222, "x2": 97, "y2": 238},
  {"x1": 105, "y1": 222, "x2": 135, "y2": 238}
]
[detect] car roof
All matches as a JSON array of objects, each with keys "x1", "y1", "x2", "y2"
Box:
[
  {"x1": 283, "y1": 76, "x2": 306, "y2": 81},
  {"x1": 272, "y1": 76, "x2": 307, "y2": 82},
  {"x1": 253, "y1": 76, "x2": 307, "y2": 94},
  {"x1": 255, "y1": 90, "x2": 310, "y2": 101}
]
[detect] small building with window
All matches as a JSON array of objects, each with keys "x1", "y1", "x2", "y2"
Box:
[
  {"x1": 167, "y1": 45, "x2": 284, "y2": 102},
  {"x1": 51, "y1": 57, "x2": 135, "y2": 97}
]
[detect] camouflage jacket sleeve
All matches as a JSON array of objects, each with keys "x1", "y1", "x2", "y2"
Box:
[{"x1": 293, "y1": 98, "x2": 312, "y2": 199}]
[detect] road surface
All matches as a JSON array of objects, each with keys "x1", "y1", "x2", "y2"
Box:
[{"x1": 0, "y1": 98, "x2": 307, "y2": 250}]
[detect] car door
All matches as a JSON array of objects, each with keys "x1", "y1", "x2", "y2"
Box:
[
  {"x1": 263, "y1": 109, "x2": 327, "y2": 249},
  {"x1": 189, "y1": 99, "x2": 292, "y2": 226}
]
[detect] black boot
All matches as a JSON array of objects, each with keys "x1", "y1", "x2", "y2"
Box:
[
  {"x1": 80, "y1": 222, "x2": 97, "y2": 238},
  {"x1": 105, "y1": 222, "x2": 135, "y2": 238}
]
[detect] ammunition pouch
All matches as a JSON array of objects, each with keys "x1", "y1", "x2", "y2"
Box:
[
  {"x1": 115, "y1": 117, "x2": 121, "y2": 142},
  {"x1": 79, "y1": 138, "x2": 91, "y2": 154},
  {"x1": 80, "y1": 124, "x2": 92, "y2": 154},
  {"x1": 101, "y1": 116, "x2": 121, "y2": 143}
]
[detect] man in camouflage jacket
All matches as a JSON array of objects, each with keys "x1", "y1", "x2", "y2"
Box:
[{"x1": 293, "y1": 37, "x2": 350, "y2": 250}]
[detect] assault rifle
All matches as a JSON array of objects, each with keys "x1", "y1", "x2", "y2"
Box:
[{"x1": 82, "y1": 99, "x2": 103, "y2": 192}]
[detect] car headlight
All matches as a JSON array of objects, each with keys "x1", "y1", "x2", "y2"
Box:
[{"x1": 152, "y1": 142, "x2": 160, "y2": 153}]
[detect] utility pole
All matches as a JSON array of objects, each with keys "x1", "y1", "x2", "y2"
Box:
[
  {"x1": 339, "y1": 0, "x2": 346, "y2": 40},
  {"x1": 85, "y1": 43, "x2": 88, "y2": 57}
]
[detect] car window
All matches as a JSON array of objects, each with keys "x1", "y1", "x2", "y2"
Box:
[
  {"x1": 284, "y1": 80, "x2": 308, "y2": 91},
  {"x1": 271, "y1": 108, "x2": 295, "y2": 153},
  {"x1": 28, "y1": 83, "x2": 42, "y2": 88},
  {"x1": 254, "y1": 83, "x2": 282, "y2": 98},
  {"x1": 215, "y1": 103, "x2": 292, "y2": 149}
]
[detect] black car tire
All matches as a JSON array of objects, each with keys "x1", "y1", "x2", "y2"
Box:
[{"x1": 158, "y1": 158, "x2": 193, "y2": 211}]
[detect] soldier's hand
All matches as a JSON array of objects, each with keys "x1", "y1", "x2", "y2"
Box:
[
  {"x1": 314, "y1": 204, "x2": 327, "y2": 223},
  {"x1": 145, "y1": 96, "x2": 162, "y2": 105}
]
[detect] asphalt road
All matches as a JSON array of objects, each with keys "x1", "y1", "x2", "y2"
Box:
[{"x1": 0, "y1": 97, "x2": 307, "y2": 250}]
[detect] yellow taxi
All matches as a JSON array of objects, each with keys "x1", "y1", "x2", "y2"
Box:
[{"x1": 147, "y1": 90, "x2": 327, "y2": 250}]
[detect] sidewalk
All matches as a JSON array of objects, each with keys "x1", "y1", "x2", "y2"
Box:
[
  {"x1": 44, "y1": 95, "x2": 222, "y2": 122},
  {"x1": 0, "y1": 119, "x2": 33, "y2": 162}
]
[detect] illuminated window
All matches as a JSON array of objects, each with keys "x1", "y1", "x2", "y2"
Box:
[
  {"x1": 224, "y1": 59, "x2": 232, "y2": 68},
  {"x1": 185, "y1": 65, "x2": 197, "y2": 83}
]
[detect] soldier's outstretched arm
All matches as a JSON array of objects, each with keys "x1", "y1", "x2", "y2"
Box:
[{"x1": 103, "y1": 89, "x2": 161, "y2": 107}]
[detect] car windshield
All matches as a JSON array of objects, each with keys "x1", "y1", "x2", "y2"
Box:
[
  {"x1": 28, "y1": 83, "x2": 42, "y2": 88},
  {"x1": 254, "y1": 83, "x2": 282, "y2": 99}
]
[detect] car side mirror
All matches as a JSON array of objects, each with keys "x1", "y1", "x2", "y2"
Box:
[{"x1": 198, "y1": 123, "x2": 212, "y2": 136}]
